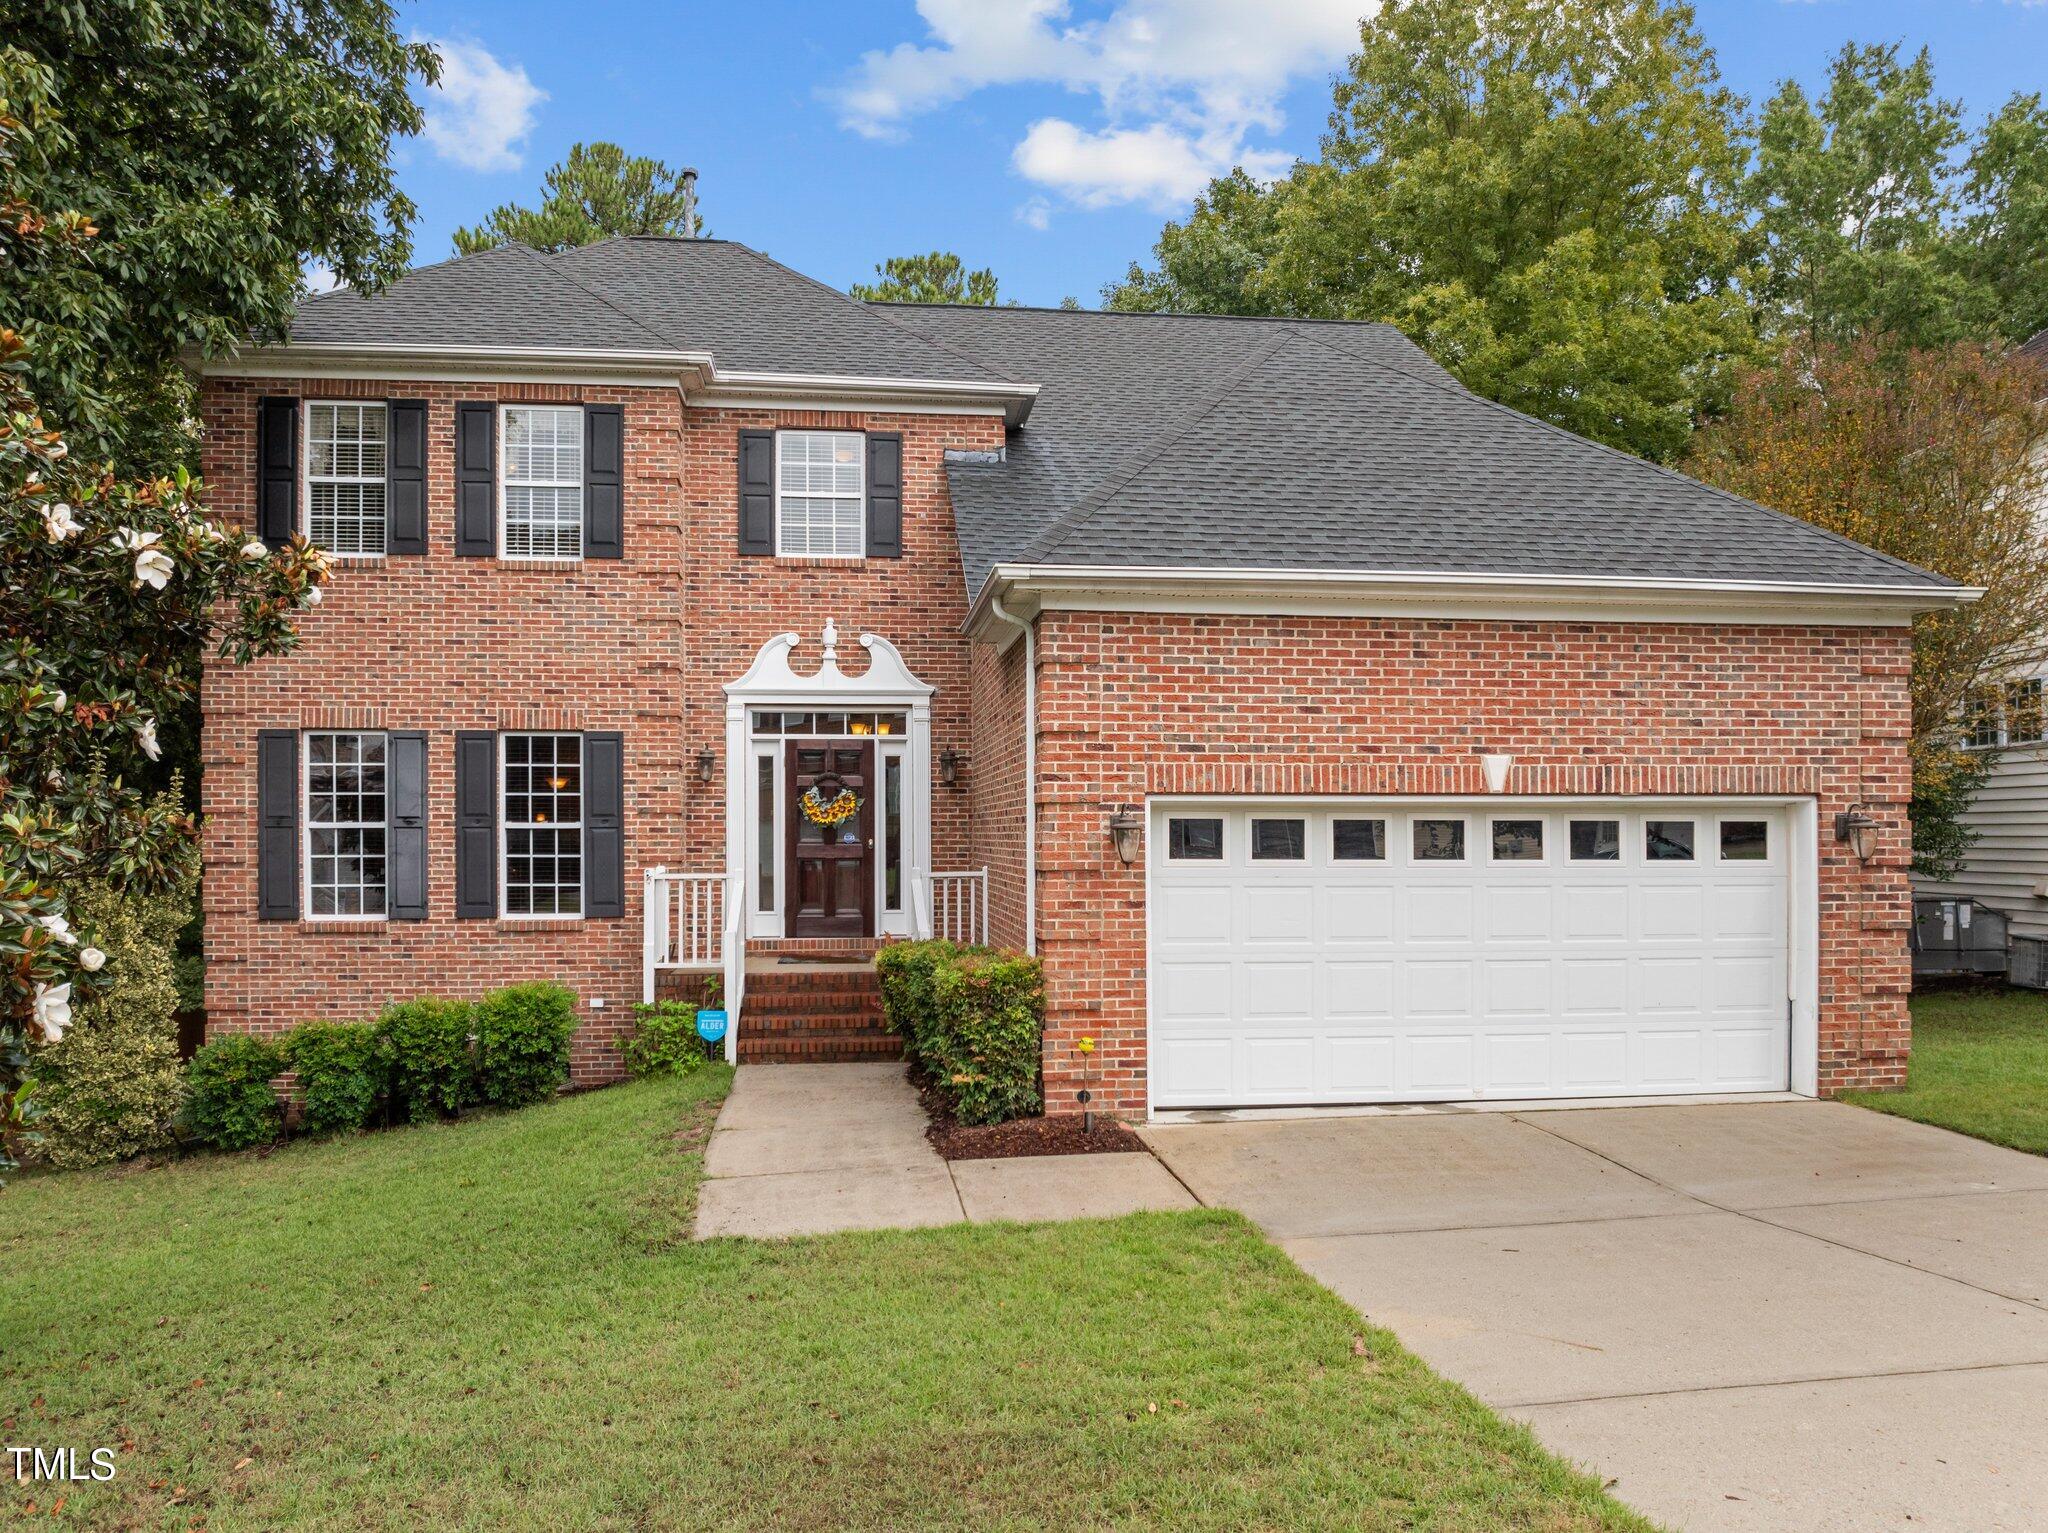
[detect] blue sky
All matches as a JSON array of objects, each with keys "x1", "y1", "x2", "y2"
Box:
[{"x1": 388, "y1": 1, "x2": 2048, "y2": 308}]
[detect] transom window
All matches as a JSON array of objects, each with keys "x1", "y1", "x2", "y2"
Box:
[
  {"x1": 502, "y1": 405, "x2": 584, "y2": 560},
  {"x1": 749, "y1": 710, "x2": 907, "y2": 738},
  {"x1": 776, "y1": 431, "x2": 864, "y2": 558},
  {"x1": 1490, "y1": 819, "x2": 1544, "y2": 861},
  {"x1": 1250, "y1": 818, "x2": 1306, "y2": 860},
  {"x1": 1167, "y1": 817, "x2": 1224, "y2": 861},
  {"x1": 1413, "y1": 818, "x2": 1467, "y2": 861},
  {"x1": 1570, "y1": 820, "x2": 1621, "y2": 861},
  {"x1": 305, "y1": 731, "x2": 387, "y2": 918},
  {"x1": 1646, "y1": 820, "x2": 1696, "y2": 861},
  {"x1": 1332, "y1": 819, "x2": 1387, "y2": 860},
  {"x1": 306, "y1": 403, "x2": 387, "y2": 556},
  {"x1": 503, "y1": 733, "x2": 583, "y2": 917}
]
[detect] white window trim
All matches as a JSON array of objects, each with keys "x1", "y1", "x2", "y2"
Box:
[
  {"x1": 499, "y1": 732, "x2": 586, "y2": 921},
  {"x1": 498, "y1": 403, "x2": 585, "y2": 563},
  {"x1": 774, "y1": 428, "x2": 866, "y2": 560},
  {"x1": 302, "y1": 729, "x2": 390, "y2": 923},
  {"x1": 302, "y1": 400, "x2": 389, "y2": 559}
]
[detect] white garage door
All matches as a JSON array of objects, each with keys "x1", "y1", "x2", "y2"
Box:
[{"x1": 1149, "y1": 802, "x2": 1791, "y2": 1108}]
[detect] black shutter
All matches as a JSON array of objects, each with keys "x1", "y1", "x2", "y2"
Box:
[
  {"x1": 257, "y1": 397, "x2": 298, "y2": 546},
  {"x1": 385, "y1": 401, "x2": 428, "y2": 555},
  {"x1": 866, "y1": 432, "x2": 903, "y2": 559},
  {"x1": 584, "y1": 405, "x2": 623, "y2": 559},
  {"x1": 583, "y1": 732, "x2": 625, "y2": 919},
  {"x1": 257, "y1": 730, "x2": 299, "y2": 921},
  {"x1": 387, "y1": 731, "x2": 429, "y2": 920},
  {"x1": 737, "y1": 429, "x2": 774, "y2": 555},
  {"x1": 455, "y1": 731, "x2": 497, "y2": 918},
  {"x1": 455, "y1": 403, "x2": 495, "y2": 557}
]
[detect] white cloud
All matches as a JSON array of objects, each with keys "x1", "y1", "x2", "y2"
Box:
[
  {"x1": 418, "y1": 37, "x2": 545, "y2": 173},
  {"x1": 302, "y1": 262, "x2": 341, "y2": 295},
  {"x1": 1016, "y1": 195, "x2": 1054, "y2": 230},
  {"x1": 833, "y1": 0, "x2": 1369, "y2": 209}
]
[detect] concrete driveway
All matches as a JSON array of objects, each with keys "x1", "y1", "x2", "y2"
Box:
[{"x1": 1143, "y1": 1101, "x2": 2048, "y2": 1532}]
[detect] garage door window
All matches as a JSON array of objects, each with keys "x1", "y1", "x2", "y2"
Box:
[
  {"x1": 1250, "y1": 818, "x2": 1306, "y2": 860},
  {"x1": 1570, "y1": 819, "x2": 1621, "y2": 860},
  {"x1": 1646, "y1": 820, "x2": 1696, "y2": 861},
  {"x1": 1490, "y1": 818, "x2": 1545, "y2": 861},
  {"x1": 1167, "y1": 817, "x2": 1224, "y2": 861},
  {"x1": 1720, "y1": 820, "x2": 1769, "y2": 860},
  {"x1": 1413, "y1": 818, "x2": 1467, "y2": 861},
  {"x1": 1332, "y1": 818, "x2": 1387, "y2": 860}
]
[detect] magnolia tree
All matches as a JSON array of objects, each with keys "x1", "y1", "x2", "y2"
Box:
[{"x1": 1, "y1": 150, "x2": 327, "y2": 1165}]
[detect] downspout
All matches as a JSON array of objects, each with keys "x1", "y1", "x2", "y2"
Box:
[{"x1": 987, "y1": 593, "x2": 1037, "y2": 955}]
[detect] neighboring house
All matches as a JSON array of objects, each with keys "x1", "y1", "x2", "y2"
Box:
[
  {"x1": 192, "y1": 237, "x2": 1968, "y2": 1118},
  {"x1": 1914, "y1": 325, "x2": 2048, "y2": 941}
]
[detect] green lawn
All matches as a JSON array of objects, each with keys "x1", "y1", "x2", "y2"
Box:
[
  {"x1": 0, "y1": 1070, "x2": 1650, "y2": 1531},
  {"x1": 1846, "y1": 987, "x2": 2048, "y2": 1154}
]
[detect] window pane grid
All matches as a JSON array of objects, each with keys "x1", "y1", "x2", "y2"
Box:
[
  {"x1": 307, "y1": 404, "x2": 387, "y2": 555},
  {"x1": 503, "y1": 407, "x2": 583, "y2": 559},
  {"x1": 305, "y1": 731, "x2": 387, "y2": 917},
  {"x1": 776, "y1": 431, "x2": 863, "y2": 557},
  {"x1": 503, "y1": 733, "x2": 583, "y2": 917}
]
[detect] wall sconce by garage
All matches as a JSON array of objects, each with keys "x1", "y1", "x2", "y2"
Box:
[
  {"x1": 695, "y1": 749, "x2": 716, "y2": 785},
  {"x1": 1107, "y1": 805, "x2": 1144, "y2": 865},
  {"x1": 1835, "y1": 805, "x2": 1882, "y2": 863},
  {"x1": 939, "y1": 748, "x2": 964, "y2": 788}
]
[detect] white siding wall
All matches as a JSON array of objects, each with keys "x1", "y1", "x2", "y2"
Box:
[{"x1": 1917, "y1": 740, "x2": 2048, "y2": 938}]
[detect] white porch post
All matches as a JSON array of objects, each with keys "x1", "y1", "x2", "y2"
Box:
[
  {"x1": 722, "y1": 697, "x2": 748, "y2": 1064},
  {"x1": 909, "y1": 698, "x2": 934, "y2": 940}
]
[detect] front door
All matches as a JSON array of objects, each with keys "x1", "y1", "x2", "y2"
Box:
[{"x1": 786, "y1": 740, "x2": 874, "y2": 938}]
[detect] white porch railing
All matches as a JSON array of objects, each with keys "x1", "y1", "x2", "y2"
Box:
[
  {"x1": 926, "y1": 867, "x2": 990, "y2": 946},
  {"x1": 642, "y1": 868, "x2": 747, "y2": 1063}
]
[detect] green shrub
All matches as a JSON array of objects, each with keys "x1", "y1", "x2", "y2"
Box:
[
  {"x1": 623, "y1": 1000, "x2": 717, "y2": 1078},
  {"x1": 183, "y1": 1034, "x2": 285, "y2": 1150},
  {"x1": 877, "y1": 940, "x2": 1043, "y2": 1125},
  {"x1": 474, "y1": 982, "x2": 577, "y2": 1108},
  {"x1": 874, "y1": 939, "x2": 960, "y2": 1070},
  {"x1": 30, "y1": 868, "x2": 194, "y2": 1167},
  {"x1": 284, "y1": 1022, "x2": 385, "y2": 1136},
  {"x1": 377, "y1": 997, "x2": 477, "y2": 1124}
]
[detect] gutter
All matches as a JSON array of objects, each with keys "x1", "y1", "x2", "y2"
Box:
[{"x1": 985, "y1": 592, "x2": 1037, "y2": 957}]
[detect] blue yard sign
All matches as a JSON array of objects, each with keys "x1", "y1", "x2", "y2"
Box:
[{"x1": 695, "y1": 1009, "x2": 729, "y2": 1044}]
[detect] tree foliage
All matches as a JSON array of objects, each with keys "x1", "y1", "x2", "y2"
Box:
[
  {"x1": 1685, "y1": 340, "x2": 2048, "y2": 875},
  {"x1": 1105, "y1": 0, "x2": 1754, "y2": 462},
  {"x1": 452, "y1": 143, "x2": 703, "y2": 255},
  {"x1": 850, "y1": 251, "x2": 1001, "y2": 306},
  {"x1": 0, "y1": 111, "x2": 328, "y2": 1170},
  {"x1": 0, "y1": 4, "x2": 436, "y2": 474}
]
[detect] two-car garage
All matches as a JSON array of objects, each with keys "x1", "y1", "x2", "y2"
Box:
[{"x1": 1148, "y1": 800, "x2": 1806, "y2": 1109}]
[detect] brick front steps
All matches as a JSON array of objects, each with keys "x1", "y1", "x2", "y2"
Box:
[{"x1": 740, "y1": 964, "x2": 900, "y2": 1064}]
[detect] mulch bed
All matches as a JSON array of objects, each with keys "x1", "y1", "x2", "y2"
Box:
[{"x1": 911, "y1": 1070, "x2": 1146, "y2": 1160}]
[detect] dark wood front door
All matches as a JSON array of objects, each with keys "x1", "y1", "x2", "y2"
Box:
[{"x1": 786, "y1": 740, "x2": 873, "y2": 938}]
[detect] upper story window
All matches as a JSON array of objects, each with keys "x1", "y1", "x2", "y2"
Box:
[
  {"x1": 777, "y1": 430, "x2": 864, "y2": 558},
  {"x1": 1961, "y1": 680, "x2": 2046, "y2": 750},
  {"x1": 306, "y1": 403, "x2": 387, "y2": 556},
  {"x1": 2007, "y1": 679, "x2": 2045, "y2": 746},
  {"x1": 502, "y1": 405, "x2": 584, "y2": 560},
  {"x1": 305, "y1": 730, "x2": 387, "y2": 919}
]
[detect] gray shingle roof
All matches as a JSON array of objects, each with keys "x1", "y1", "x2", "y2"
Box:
[
  {"x1": 885, "y1": 303, "x2": 1956, "y2": 598},
  {"x1": 2023, "y1": 327, "x2": 2048, "y2": 363}
]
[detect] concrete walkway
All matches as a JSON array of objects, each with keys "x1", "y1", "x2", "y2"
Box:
[
  {"x1": 1143, "y1": 1101, "x2": 2048, "y2": 1533},
  {"x1": 694, "y1": 1063, "x2": 1195, "y2": 1238}
]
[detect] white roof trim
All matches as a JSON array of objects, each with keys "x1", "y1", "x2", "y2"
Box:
[
  {"x1": 724, "y1": 620, "x2": 934, "y2": 704},
  {"x1": 965, "y1": 562, "x2": 1978, "y2": 641},
  {"x1": 191, "y1": 342, "x2": 1038, "y2": 422}
]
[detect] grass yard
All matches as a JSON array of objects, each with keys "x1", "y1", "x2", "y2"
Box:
[
  {"x1": 1, "y1": 1070, "x2": 1651, "y2": 1532},
  {"x1": 1845, "y1": 987, "x2": 2048, "y2": 1155}
]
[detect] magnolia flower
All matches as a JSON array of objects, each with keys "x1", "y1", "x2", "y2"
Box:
[
  {"x1": 42, "y1": 501, "x2": 81, "y2": 542},
  {"x1": 241, "y1": 538, "x2": 268, "y2": 560},
  {"x1": 135, "y1": 715, "x2": 161, "y2": 761},
  {"x1": 45, "y1": 768, "x2": 63, "y2": 791},
  {"x1": 79, "y1": 946, "x2": 106, "y2": 973},
  {"x1": 31, "y1": 982, "x2": 72, "y2": 1044},
  {"x1": 46, "y1": 440, "x2": 66, "y2": 461},
  {"x1": 49, "y1": 687, "x2": 66, "y2": 712},
  {"x1": 38, "y1": 912, "x2": 76, "y2": 945},
  {"x1": 116, "y1": 528, "x2": 174, "y2": 590},
  {"x1": 305, "y1": 584, "x2": 323, "y2": 606}
]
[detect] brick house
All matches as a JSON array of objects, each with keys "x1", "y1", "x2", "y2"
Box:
[{"x1": 194, "y1": 236, "x2": 1968, "y2": 1117}]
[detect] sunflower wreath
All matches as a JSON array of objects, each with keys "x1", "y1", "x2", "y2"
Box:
[{"x1": 799, "y1": 784, "x2": 860, "y2": 827}]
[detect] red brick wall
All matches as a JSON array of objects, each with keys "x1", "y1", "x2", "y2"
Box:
[
  {"x1": 199, "y1": 375, "x2": 1000, "y2": 1080},
  {"x1": 968, "y1": 636, "x2": 1029, "y2": 952},
  {"x1": 1027, "y1": 611, "x2": 1916, "y2": 1116}
]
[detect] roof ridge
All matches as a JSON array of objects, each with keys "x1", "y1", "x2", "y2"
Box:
[
  {"x1": 534, "y1": 245, "x2": 697, "y2": 352},
  {"x1": 1281, "y1": 323, "x2": 1958, "y2": 589},
  {"x1": 873, "y1": 298, "x2": 1414, "y2": 336},
  {"x1": 1020, "y1": 329, "x2": 1303, "y2": 565}
]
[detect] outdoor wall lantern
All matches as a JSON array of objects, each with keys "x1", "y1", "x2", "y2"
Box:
[
  {"x1": 1108, "y1": 806, "x2": 1145, "y2": 865},
  {"x1": 695, "y1": 749, "x2": 716, "y2": 785},
  {"x1": 939, "y1": 748, "x2": 964, "y2": 788},
  {"x1": 1834, "y1": 805, "x2": 1882, "y2": 863}
]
